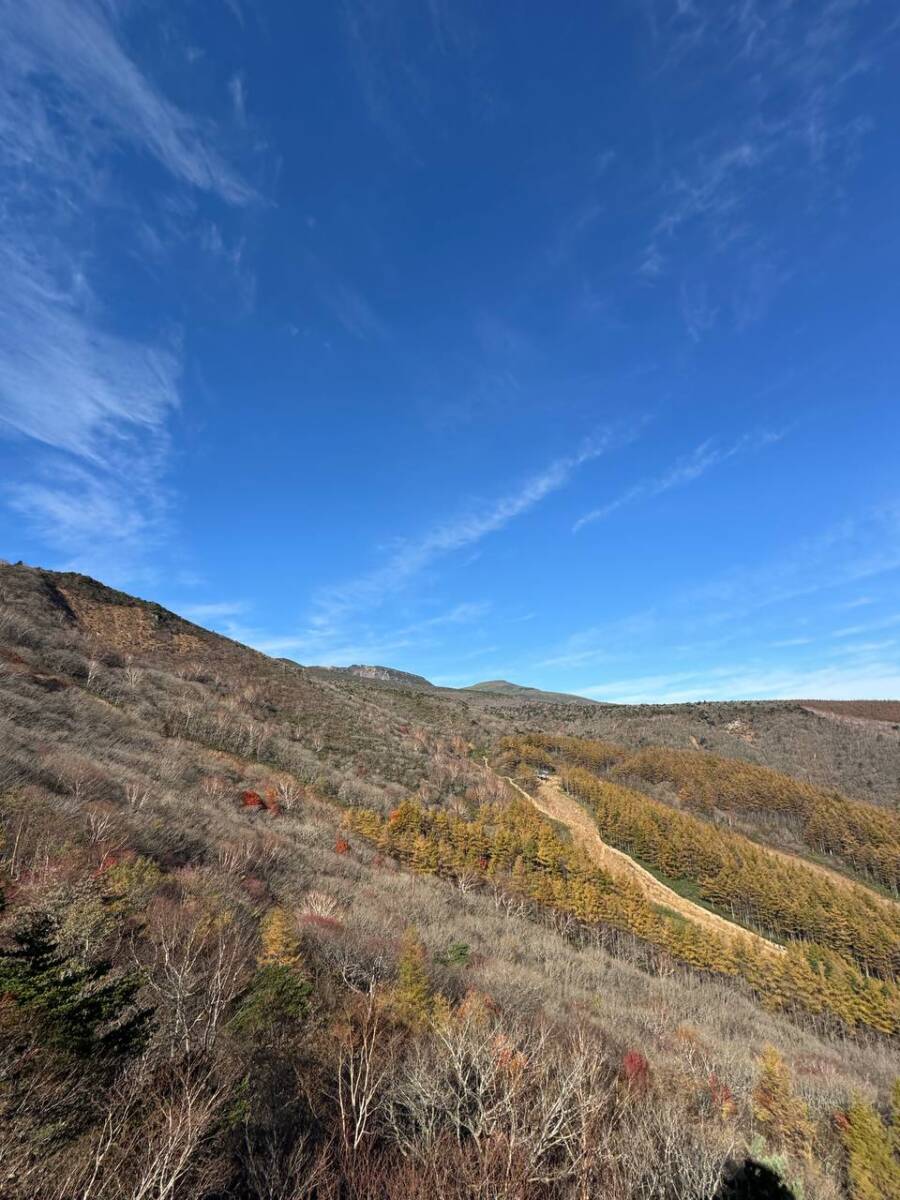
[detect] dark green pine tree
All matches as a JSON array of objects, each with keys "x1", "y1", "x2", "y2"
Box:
[{"x1": 0, "y1": 916, "x2": 151, "y2": 1058}]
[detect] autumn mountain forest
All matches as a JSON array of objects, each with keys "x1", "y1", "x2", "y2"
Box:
[{"x1": 0, "y1": 562, "x2": 899, "y2": 1200}]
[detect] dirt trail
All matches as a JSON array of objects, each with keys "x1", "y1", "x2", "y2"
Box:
[{"x1": 504, "y1": 775, "x2": 785, "y2": 956}]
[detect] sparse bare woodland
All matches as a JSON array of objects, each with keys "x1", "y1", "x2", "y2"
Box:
[{"x1": 1, "y1": 562, "x2": 898, "y2": 1199}]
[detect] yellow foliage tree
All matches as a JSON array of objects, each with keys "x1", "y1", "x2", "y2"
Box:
[
  {"x1": 393, "y1": 926, "x2": 433, "y2": 1027},
  {"x1": 259, "y1": 905, "x2": 302, "y2": 970},
  {"x1": 841, "y1": 1095, "x2": 900, "y2": 1200},
  {"x1": 752, "y1": 1045, "x2": 813, "y2": 1160}
]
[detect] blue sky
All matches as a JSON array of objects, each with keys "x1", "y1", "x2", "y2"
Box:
[{"x1": 2, "y1": 1, "x2": 900, "y2": 702}]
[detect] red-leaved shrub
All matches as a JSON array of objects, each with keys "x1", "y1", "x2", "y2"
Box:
[
  {"x1": 621, "y1": 1050, "x2": 651, "y2": 1089},
  {"x1": 299, "y1": 913, "x2": 344, "y2": 933}
]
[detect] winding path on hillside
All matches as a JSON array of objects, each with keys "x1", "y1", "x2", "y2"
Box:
[{"x1": 504, "y1": 774, "x2": 785, "y2": 956}]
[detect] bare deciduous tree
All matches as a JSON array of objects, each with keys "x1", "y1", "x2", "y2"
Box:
[
  {"x1": 125, "y1": 781, "x2": 150, "y2": 811},
  {"x1": 135, "y1": 897, "x2": 254, "y2": 1058},
  {"x1": 241, "y1": 1128, "x2": 334, "y2": 1200},
  {"x1": 123, "y1": 658, "x2": 142, "y2": 690},
  {"x1": 300, "y1": 889, "x2": 341, "y2": 919},
  {"x1": 337, "y1": 984, "x2": 387, "y2": 1154},
  {"x1": 275, "y1": 777, "x2": 304, "y2": 811}
]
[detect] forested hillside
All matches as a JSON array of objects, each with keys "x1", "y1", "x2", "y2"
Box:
[
  {"x1": 1, "y1": 561, "x2": 898, "y2": 1200},
  {"x1": 505, "y1": 734, "x2": 900, "y2": 894}
]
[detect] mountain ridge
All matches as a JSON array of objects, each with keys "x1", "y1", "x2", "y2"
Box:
[
  {"x1": 3, "y1": 560, "x2": 899, "y2": 804},
  {"x1": 464, "y1": 678, "x2": 602, "y2": 705}
]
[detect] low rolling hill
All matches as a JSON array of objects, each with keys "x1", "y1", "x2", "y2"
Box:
[{"x1": 464, "y1": 678, "x2": 602, "y2": 705}]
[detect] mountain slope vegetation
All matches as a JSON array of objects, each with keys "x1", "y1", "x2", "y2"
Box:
[{"x1": 0, "y1": 560, "x2": 898, "y2": 1200}]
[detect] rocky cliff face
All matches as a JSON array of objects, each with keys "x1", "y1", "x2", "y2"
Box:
[{"x1": 337, "y1": 664, "x2": 435, "y2": 688}]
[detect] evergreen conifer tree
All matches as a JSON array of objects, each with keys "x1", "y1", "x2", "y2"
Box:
[
  {"x1": 394, "y1": 926, "x2": 433, "y2": 1026},
  {"x1": 0, "y1": 915, "x2": 150, "y2": 1058},
  {"x1": 752, "y1": 1044, "x2": 813, "y2": 1159},
  {"x1": 841, "y1": 1095, "x2": 900, "y2": 1200}
]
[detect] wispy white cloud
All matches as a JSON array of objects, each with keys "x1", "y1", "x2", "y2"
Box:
[
  {"x1": 0, "y1": 244, "x2": 180, "y2": 465},
  {"x1": 641, "y1": 0, "x2": 882, "y2": 332},
  {"x1": 228, "y1": 73, "x2": 247, "y2": 126},
  {"x1": 573, "y1": 429, "x2": 784, "y2": 533},
  {"x1": 213, "y1": 599, "x2": 492, "y2": 669},
  {"x1": 581, "y1": 657, "x2": 900, "y2": 704},
  {"x1": 656, "y1": 140, "x2": 765, "y2": 244},
  {"x1": 222, "y1": 0, "x2": 245, "y2": 30},
  {"x1": 314, "y1": 429, "x2": 632, "y2": 626},
  {"x1": 341, "y1": 0, "x2": 418, "y2": 159},
  {"x1": 9, "y1": 461, "x2": 164, "y2": 556},
  {"x1": 580, "y1": 668, "x2": 699, "y2": 702},
  {"x1": 423, "y1": 0, "x2": 474, "y2": 54},
  {"x1": 537, "y1": 611, "x2": 657, "y2": 670},
  {"x1": 0, "y1": 240, "x2": 180, "y2": 569},
  {"x1": 836, "y1": 595, "x2": 874, "y2": 610},
  {"x1": 199, "y1": 223, "x2": 256, "y2": 314},
  {"x1": 679, "y1": 280, "x2": 719, "y2": 341},
  {"x1": 831, "y1": 639, "x2": 897, "y2": 657},
  {"x1": 1, "y1": 1, "x2": 253, "y2": 204},
  {"x1": 0, "y1": 1, "x2": 249, "y2": 573},
  {"x1": 689, "y1": 505, "x2": 900, "y2": 619},
  {"x1": 639, "y1": 138, "x2": 767, "y2": 306},
  {"x1": 638, "y1": 244, "x2": 665, "y2": 280},
  {"x1": 322, "y1": 279, "x2": 389, "y2": 342},
  {"x1": 244, "y1": 428, "x2": 639, "y2": 671},
  {"x1": 831, "y1": 614, "x2": 900, "y2": 639},
  {"x1": 540, "y1": 504, "x2": 900, "y2": 700}
]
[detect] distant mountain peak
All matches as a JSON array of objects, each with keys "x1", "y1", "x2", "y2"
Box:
[
  {"x1": 331, "y1": 664, "x2": 434, "y2": 688},
  {"x1": 464, "y1": 679, "x2": 600, "y2": 705}
]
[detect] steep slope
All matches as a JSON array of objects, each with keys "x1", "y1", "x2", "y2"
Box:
[
  {"x1": 2, "y1": 560, "x2": 899, "y2": 1200},
  {"x1": 503, "y1": 774, "x2": 785, "y2": 955}
]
